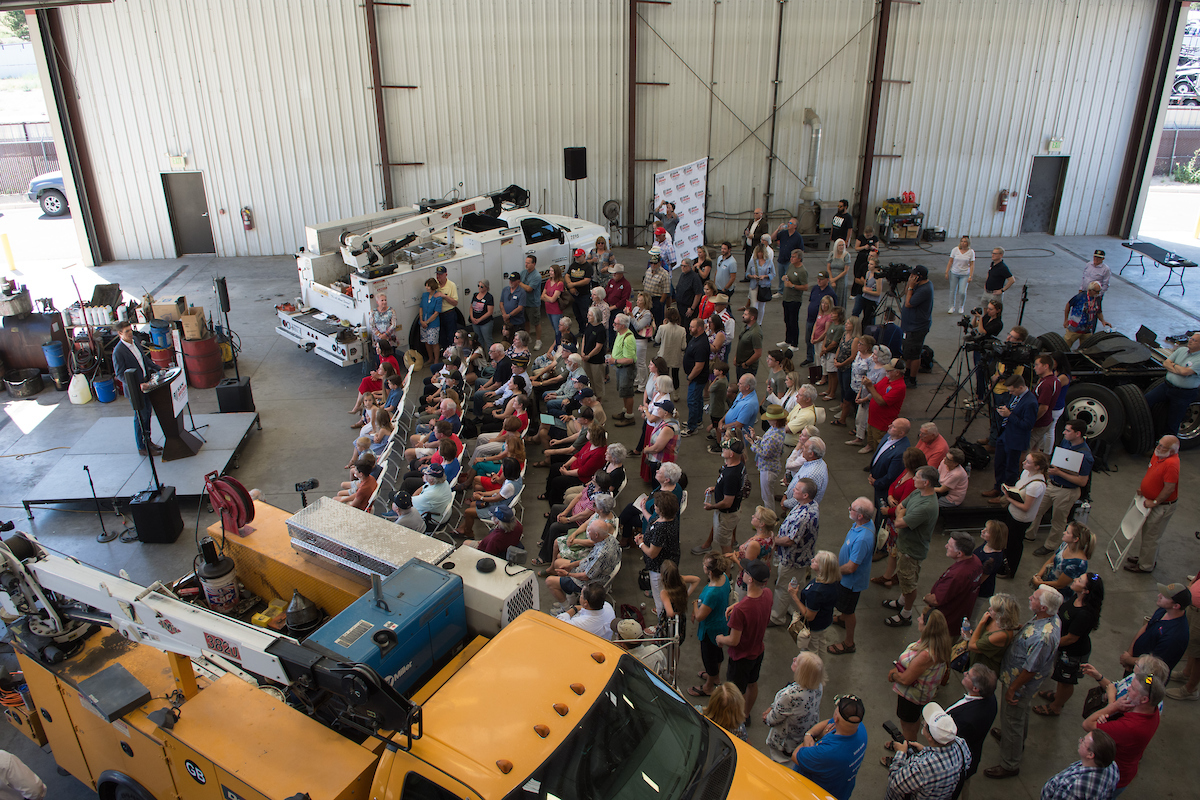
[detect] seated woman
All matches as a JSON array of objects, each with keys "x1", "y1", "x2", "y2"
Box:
[
  {"x1": 480, "y1": 392, "x2": 530, "y2": 436},
  {"x1": 618, "y1": 462, "x2": 685, "y2": 547},
  {"x1": 350, "y1": 341, "x2": 399, "y2": 417},
  {"x1": 469, "y1": 430, "x2": 525, "y2": 487},
  {"x1": 535, "y1": 471, "x2": 615, "y2": 564},
  {"x1": 550, "y1": 493, "x2": 617, "y2": 565},
  {"x1": 564, "y1": 444, "x2": 627, "y2": 505},
  {"x1": 1031, "y1": 521, "x2": 1094, "y2": 603},
  {"x1": 456, "y1": 458, "x2": 523, "y2": 539},
  {"x1": 473, "y1": 415, "x2": 524, "y2": 462},
  {"x1": 540, "y1": 423, "x2": 607, "y2": 505}
]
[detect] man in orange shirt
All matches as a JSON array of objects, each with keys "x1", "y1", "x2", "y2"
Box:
[
  {"x1": 1124, "y1": 435, "x2": 1180, "y2": 574},
  {"x1": 347, "y1": 460, "x2": 378, "y2": 512},
  {"x1": 915, "y1": 422, "x2": 948, "y2": 470}
]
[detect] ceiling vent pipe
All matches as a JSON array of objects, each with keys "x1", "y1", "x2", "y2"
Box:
[{"x1": 800, "y1": 108, "x2": 822, "y2": 203}]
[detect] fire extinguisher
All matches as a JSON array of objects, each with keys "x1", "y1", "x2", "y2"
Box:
[
  {"x1": 997, "y1": 190, "x2": 1009, "y2": 213},
  {"x1": 240, "y1": 207, "x2": 254, "y2": 230}
]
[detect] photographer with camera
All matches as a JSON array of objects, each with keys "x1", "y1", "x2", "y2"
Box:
[
  {"x1": 970, "y1": 300, "x2": 1004, "y2": 400},
  {"x1": 975, "y1": 326, "x2": 1032, "y2": 453},
  {"x1": 901, "y1": 265, "x2": 934, "y2": 388},
  {"x1": 884, "y1": 703, "x2": 971, "y2": 800}
]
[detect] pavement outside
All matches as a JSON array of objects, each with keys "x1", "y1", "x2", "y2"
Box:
[{"x1": 0, "y1": 223, "x2": 1196, "y2": 799}]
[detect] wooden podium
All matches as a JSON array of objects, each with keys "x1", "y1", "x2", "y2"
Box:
[{"x1": 146, "y1": 366, "x2": 202, "y2": 461}]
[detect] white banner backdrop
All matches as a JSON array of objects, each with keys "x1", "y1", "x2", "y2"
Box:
[{"x1": 654, "y1": 158, "x2": 708, "y2": 258}]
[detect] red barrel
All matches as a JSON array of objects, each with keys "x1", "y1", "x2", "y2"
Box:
[
  {"x1": 181, "y1": 337, "x2": 223, "y2": 389},
  {"x1": 148, "y1": 345, "x2": 175, "y2": 371}
]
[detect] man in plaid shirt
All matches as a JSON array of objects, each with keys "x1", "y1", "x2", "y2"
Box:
[
  {"x1": 885, "y1": 703, "x2": 971, "y2": 800},
  {"x1": 642, "y1": 249, "x2": 671, "y2": 326},
  {"x1": 1040, "y1": 730, "x2": 1119, "y2": 800}
]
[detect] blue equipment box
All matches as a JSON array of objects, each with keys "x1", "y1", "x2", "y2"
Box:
[{"x1": 305, "y1": 559, "x2": 466, "y2": 696}]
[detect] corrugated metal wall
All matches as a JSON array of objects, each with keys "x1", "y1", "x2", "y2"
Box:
[
  {"x1": 874, "y1": 0, "x2": 1157, "y2": 238},
  {"x1": 52, "y1": 0, "x2": 1164, "y2": 259},
  {"x1": 58, "y1": 0, "x2": 379, "y2": 259},
  {"x1": 377, "y1": 0, "x2": 627, "y2": 227}
]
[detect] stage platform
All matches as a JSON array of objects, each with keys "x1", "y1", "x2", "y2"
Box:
[{"x1": 22, "y1": 413, "x2": 260, "y2": 516}]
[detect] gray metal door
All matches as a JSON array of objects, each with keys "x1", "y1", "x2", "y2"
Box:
[
  {"x1": 1020, "y1": 156, "x2": 1069, "y2": 234},
  {"x1": 162, "y1": 172, "x2": 215, "y2": 255}
]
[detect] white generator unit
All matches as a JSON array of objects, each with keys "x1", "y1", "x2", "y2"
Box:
[{"x1": 440, "y1": 546, "x2": 537, "y2": 638}]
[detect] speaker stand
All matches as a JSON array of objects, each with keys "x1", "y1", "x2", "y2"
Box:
[{"x1": 573, "y1": 180, "x2": 579, "y2": 219}]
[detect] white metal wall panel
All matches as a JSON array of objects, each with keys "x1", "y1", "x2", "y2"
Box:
[
  {"x1": 378, "y1": 0, "x2": 627, "y2": 230},
  {"x1": 872, "y1": 0, "x2": 1156, "y2": 238},
  {"x1": 58, "y1": 0, "x2": 379, "y2": 259}
]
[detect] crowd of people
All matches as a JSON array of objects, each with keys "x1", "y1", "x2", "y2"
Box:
[{"x1": 344, "y1": 227, "x2": 1195, "y2": 800}]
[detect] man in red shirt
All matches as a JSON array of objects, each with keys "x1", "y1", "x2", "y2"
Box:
[
  {"x1": 344, "y1": 460, "x2": 377, "y2": 511},
  {"x1": 861, "y1": 358, "x2": 907, "y2": 453},
  {"x1": 1029, "y1": 355, "x2": 1061, "y2": 451},
  {"x1": 717, "y1": 559, "x2": 773, "y2": 720},
  {"x1": 1123, "y1": 435, "x2": 1180, "y2": 574},
  {"x1": 915, "y1": 422, "x2": 949, "y2": 469},
  {"x1": 604, "y1": 264, "x2": 632, "y2": 320},
  {"x1": 923, "y1": 531, "x2": 983, "y2": 632},
  {"x1": 1085, "y1": 672, "x2": 1163, "y2": 794}
]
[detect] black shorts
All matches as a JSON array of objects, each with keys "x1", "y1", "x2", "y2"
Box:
[
  {"x1": 902, "y1": 329, "x2": 928, "y2": 360},
  {"x1": 1052, "y1": 650, "x2": 1087, "y2": 685},
  {"x1": 896, "y1": 694, "x2": 924, "y2": 724},
  {"x1": 700, "y1": 636, "x2": 725, "y2": 678},
  {"x1": 835, "y1": 584, "x2": 861, "y2": 614},
  {"x1": 727, "y1": 653, "x2": 764, "y2": 691}
]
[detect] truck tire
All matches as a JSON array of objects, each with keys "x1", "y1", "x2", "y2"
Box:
[
  {"x1": 97, "y1": 771, "x2": 158, "y2": 800},
  {"x1": 1081, "y1": 331, "x2": 1123, "y2": 349},
  {"x1": 1114, "y1": 383, "x2": 1155, "y2": 455},
  {"x1": 1058, "y1": 383, "x2": 1125, "y2": 444},
  {"x1": 1146, "y1": 377, "x2": 1200, "y2": 450},
  {"x1": 1037, "y1": 332, "x2": 1069, "y2": 353},
  {"x1": 39, "y1": 189, "x2": 68, "y2": 217}
]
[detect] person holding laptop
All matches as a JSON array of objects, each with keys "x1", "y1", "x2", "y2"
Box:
[{"x1": 1031, "y1": 420, "x2": 1093, "y2": 558}]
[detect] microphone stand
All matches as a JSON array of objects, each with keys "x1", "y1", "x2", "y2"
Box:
[{"x1": 85, "y1": 465, "x2": 117, "y2": 543}]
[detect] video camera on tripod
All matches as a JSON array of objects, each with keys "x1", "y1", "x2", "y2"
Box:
[
  {"x1": 879, "y1": 262, "x2": 911, "y2": 287},
  {"x1": 964, "y1": 335, "x2": 1038, "y2": 365}
]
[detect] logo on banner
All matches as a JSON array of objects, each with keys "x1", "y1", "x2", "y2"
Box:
[
  {"x1": 688, "y1": 233, "x2": 702, "y2": 244},
  {"x1": 678, "y1": 222, "x2": 690, "y2": 233},
  {"x1": 670, "y1": 171, "x2": 680, "y2": 178},
  {"x1": 688, "y1": 206, "x2": 700, "y2": 215},
  {"x1": 694, "y1": 190, "x2": 705, "y2": 200},
  {"x1": 676, "y1": 183, "x2": 686, "y2": 192},
  {"x1": 689, "y1": 178, "x2": 701, "y2": 187},
  {"x1": 656, "y1": 174, "x2": 667, "y2": 184},
  {"x1": 698, "y1": 161, "x2": 708, "y2": 172},
  {"x1": 684, "y1": 165, "x2": 694, "y2": 174}
]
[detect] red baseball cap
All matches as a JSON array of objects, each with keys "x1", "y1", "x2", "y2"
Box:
[
  {"x1": 574, "y1": 248, "x2": 585, "y2": 257},
  {"x1": 655, "y1": 227, "x2": 666, "y2": 235}
]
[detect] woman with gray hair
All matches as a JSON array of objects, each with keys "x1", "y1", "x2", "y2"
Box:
[
  {"x1": 565, "y1": 443, "x2": 628, "y2": 504},
  {"x1": 618, "y1": 461, "x2": 684, "y2": 547},
  {"x1": 582, "y1": 306, "x2": 607, "y2": 396},
  {"x1": 549, "y1": 493, "x2": 617, "y2": 566},
  {"x1": 784, "y1": 383, "x2": 821, "y2": 447},
  {"x1": 589, "y1": 286, "x2": 610, "y2": 330},
  {"x1": 846, "y1": 344, "x2": 890, "y2": 447}
]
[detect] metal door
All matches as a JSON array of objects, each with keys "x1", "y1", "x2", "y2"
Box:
[
  {"x1": 162, "y1": 172, "x2": 216, "y2": 255},
  {"x1": 1020, "y1": 156, "x2": 1069, "y2": 234}
]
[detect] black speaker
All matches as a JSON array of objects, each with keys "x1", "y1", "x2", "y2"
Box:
[
  {"x1": 215, "y1": 276, "x2": 231, "y2": 313},
  {"x1": 564, "y1": 147, "x2": 587, "y2": 181},
  {"x1": 129, "y1": 486, "x2": 184, "y2": 544},
  {"x1": 216, "y1": 376, "x2": 255, "y2": 413},
  {"x1": 124, "y1": 368, "x2": 144, "y2": 411}
]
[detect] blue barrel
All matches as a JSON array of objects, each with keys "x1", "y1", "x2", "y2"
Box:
[
  {"x1": 150, "y1": 320, "x2": 172, "y2": 348},
  {"x1": 42, "y1": 340, "x2": 65, "y2": 368},
  {"x1": 93, "y1": 377, "x2": 116, "y2": 403}
]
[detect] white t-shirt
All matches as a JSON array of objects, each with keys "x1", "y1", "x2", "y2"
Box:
[
  {"x1": 559, "y1": 602, "x2": 617, "y2": 640},
  {"x1": 1009, "y1": 470, "x2": 1047, "y2": 523},
  {"x1": 949, "y1": 247, "x2": 975, "y2": 275}
]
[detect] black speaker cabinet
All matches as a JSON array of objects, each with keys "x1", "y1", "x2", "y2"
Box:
[
  {"x1": 129, "y1": 486, "x2": 184, "y2": 544},
  {"x1": 564, "y1": 147, "x2": 587, "y2": 181},
  {"x1": 216, "y1": 377, "x2": 255, "y2": 413}
]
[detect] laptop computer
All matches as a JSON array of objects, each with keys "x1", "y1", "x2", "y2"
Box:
[{"x1": 1051, "y1": 446, "x2": 1084, "y2": 473}]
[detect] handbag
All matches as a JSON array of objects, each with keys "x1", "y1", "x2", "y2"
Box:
[
  {"x1": 757, "y1": 285, "x2": 773, "y2": 302},
  {"x1": 788, "y1": 613, "x2": 811, "y2": 650},
  {"x1": 949, "y1": 639, "x2": 971, "y2": 673},
  {"x1": 1082, "y1": 684, "x2": 1110, "y2": 718},
  {"x1": 637, "y1": 568, "x2": 651, "y2": 592}
]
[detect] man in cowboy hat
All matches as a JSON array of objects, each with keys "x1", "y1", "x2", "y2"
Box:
[{"x1": 643, "y1": 248, "x2": 671, "y2": 325}]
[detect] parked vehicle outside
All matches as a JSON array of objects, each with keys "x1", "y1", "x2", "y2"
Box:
[{"x1": 26, "y1": 170, "x2": 68, "y2": 217}]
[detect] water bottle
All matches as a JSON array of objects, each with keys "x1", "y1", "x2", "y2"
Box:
[
  {"x1": 961, "y1": 617, "x2": 971, "y2": 639},
  {"x1": 789, "y1": 578, "x2": 799, "y2": 590}
]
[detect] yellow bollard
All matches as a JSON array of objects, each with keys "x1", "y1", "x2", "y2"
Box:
[
  {"x1": 1, "y1": 234, "x2": 13, "y2": 272},
  {"x1": 1194, "y1": 211, "x2": 1200, "y2": 240}
]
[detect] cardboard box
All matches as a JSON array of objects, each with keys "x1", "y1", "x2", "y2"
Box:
[
  {"x1": 152, "y1": 295, "x2": 187, "y2": 322},
  {"x1": 181, "y1": 306, "x2": 208, "y2": 340}
]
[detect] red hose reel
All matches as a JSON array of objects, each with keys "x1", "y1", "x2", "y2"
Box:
[{"x1": 204, "y1": 471, "x2": 255, "y2": 534}]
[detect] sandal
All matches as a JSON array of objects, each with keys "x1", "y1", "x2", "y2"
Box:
[
  {"x1": 827, "y1": 642, "x2": 855, "y2": 655},
  {"x1": 537, "y1": 493, "x2": 548, "y2": 501},
  {"x1": 881, "y1": 598, "x2": 904, "y2": 609},
  {"x1": 830, "y1": 418, "x2": 846, "y2": 427},
  {"x1": 820, "y1": 393, "x2": 836, "y2": 401},
  {"x1": 530, "y1": 558, "x2": 548, "y2": 566},
  {"x1": 1033, "y1": 705, "x2": 1060, "y2": 717},
  {"x1": 880, "y1": 756, "x2": 894, "y2": 768},
  {"x1": 532, "y1": 460, "x2": 550, "y2": 468},
  {"x1": 884, "y1": 614, "x2": 913, "y2": 627},
  {"x1": 1036, "y1": 690, "x2": 1057, "y2": 702},
  {"x1": 628, "y1": 450, "x2": 643, "y2": 457},
  {"x1": 871, "y1": 575, "x2": 899, "y2": 587},
  {"x1": 883, "y1": 741, "x2": 900, "y2": 752},
  {"x1": 686, "y1": 685, "x2": 712, "y2": 698}
]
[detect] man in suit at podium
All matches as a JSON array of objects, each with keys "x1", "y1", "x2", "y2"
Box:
[{"x1": 113, "y1": 320, "x2": 161, "y2": 457}]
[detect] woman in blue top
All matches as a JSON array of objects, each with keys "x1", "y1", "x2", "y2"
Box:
[
  {"x1": 786, "y1": 551, "x2": 840, "y2": 654},
  {"x1": 746, "y1": 243, "x2": 775, "y2": 323},
  {"x1": 419, "y1": 277, "x2": 442, "y2": 366},
  {"x1": 689, "y1": 552, "x2": 735, "y2": 698},
  {"x1": 1032, "y1": 521, "x2": 1093, "y2": 603}
]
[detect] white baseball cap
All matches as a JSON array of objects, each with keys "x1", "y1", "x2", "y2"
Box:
[{"x1": 922, "y1": 703, "x2": 958, "y2": 744}]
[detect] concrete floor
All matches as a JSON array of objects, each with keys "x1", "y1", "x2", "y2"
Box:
[{"x1": 1, "y1": 232, "x2": 1197, "y2": 799}]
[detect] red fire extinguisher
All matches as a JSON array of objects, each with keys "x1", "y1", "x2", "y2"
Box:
[
  {"x1": 997, "y1": 190, "x2": 1009, "y2": 213},
  {"x1": 240, "y1": 207, "x2": 254, "y2": 230}
]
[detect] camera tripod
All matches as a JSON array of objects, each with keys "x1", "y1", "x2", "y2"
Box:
[
  {"x1": 927, "y1": 335, "x2": 998, "y2": 440},
  {"x1": 876, "y1": 280, "x2": 904, "y2": 321}
]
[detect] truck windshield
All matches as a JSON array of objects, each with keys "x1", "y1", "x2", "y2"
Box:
[{"x1": 505, "y1": 656, "x2": 726, "y2": 800}]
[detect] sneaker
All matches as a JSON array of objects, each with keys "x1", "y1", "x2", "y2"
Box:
[
  {"x1": 690, "y1": 544, "x2": 712, "y2": 555},
  {"x1": 535, "y1": 339, "x2": 543, "y2": 351},
  {"x1": 1167, "y1": 687, "x2": 1199, "y2": 701},
  {"x1": 857, "y1": 445, "x2": 872, "y2": 454},
  {"x1": 708, "y1": 445, "x2": 723, "y2": 454},
  {"x1": 845, "y1": 438, "x2": 864, "y2": 446},
  {"x1": 549, "y1": 603, "x2": 566, "y2": 616},
  {"x1": 1032, "y1": 546, "x2": 1054, "y2": 557},
  {"x1": 703, "y1": 403, "x2": 711, "y2": 413},
  {"x1": 681, "y1": 428, "x2": 696, "y2": 437},
  {"x1": 707, "y1": 431, "x2": 716, "y2": 440},
  {"x1": 776, "y1": 341, "x2": 790, "y2": 348},
  {"x1": 948, "y1": 308, "x2": 955, "y2": 314}
]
